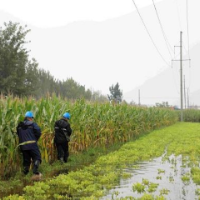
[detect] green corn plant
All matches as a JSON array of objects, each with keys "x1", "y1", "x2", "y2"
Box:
[{"x1": 0, "y1": 95, "x2": 178, "y2": 178}]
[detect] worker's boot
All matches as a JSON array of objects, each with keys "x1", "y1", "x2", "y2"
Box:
[
  {"x1": 31, "y1": 173, "x2": 42, "y2": 181},
  {"x1": 23, "y1": 166, "x2": 29, "y2": 175},
  {"x1": 33, "y1": 160, "x2": 41, "y2": 175},
  {"x1": 60, "y1": 157, "x2": 64, "y2": 164},
  {"x1": 31, "y1": 160, "x2": 42, "y2": 181},
  {"x1": 64, "y1": 156, "x2": 68, "y2": 163}
]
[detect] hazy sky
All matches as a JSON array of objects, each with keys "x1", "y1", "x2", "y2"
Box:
[
  {"x1": 0, "y1": 0, "x2": 163, "y2": 28},
  {"x1": 0, "y1": 0, "x2": 199, "y2": 104}
]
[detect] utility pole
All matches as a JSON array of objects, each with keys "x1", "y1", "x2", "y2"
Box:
[
  {"x1": 180, "y1": 31, "x2": 183, "y2": 121},
  {"x1": 172, "y1": 32, "x2": 191, "y2": 121},
  {"x1": 138, "y1": 89, "x2": 140, "y2": 106}
]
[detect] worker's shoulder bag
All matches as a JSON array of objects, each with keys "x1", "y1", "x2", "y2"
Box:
[{"x1": 55, "y1": 126, "x2": 70, "y2": 142}]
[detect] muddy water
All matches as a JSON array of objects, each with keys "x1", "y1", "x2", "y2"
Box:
[{"x1": 101, "y1": 154, "x2": 198, "y2": 200}]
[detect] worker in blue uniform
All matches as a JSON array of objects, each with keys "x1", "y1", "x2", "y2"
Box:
[
  {"x1": 54, "y1": 112, "x2": 72, "y2": 163},
  {"x1": 16, "y1": 111, "x2": 42, "y2": 175}
]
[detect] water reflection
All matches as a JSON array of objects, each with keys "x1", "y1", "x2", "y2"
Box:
[{"x1": 101, "y1": 154, "x2": 197, "y2": 200}]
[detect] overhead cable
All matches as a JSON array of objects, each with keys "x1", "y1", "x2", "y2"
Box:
[
  {"x1": 175, "y1": 0, "x2": 182, "y2": 31},
  {"x1": 185, "y1": 0, "x2": 191, "y2": 93},
  {"x1": 152, "y1": 0, "x2": 173, "y2": 58},
  {"x1": 186, "y1": 0, "x2": 190, "y2": 58},
  {"x1": 131, "y1": 0, "x2": 171, "y2": 67}
]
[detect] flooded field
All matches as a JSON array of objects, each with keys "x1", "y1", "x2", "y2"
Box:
[{"x1": 102, "y1": 153, "x2": 198, "y2": 200}]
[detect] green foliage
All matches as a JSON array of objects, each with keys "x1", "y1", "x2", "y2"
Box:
[
  {"x1": 195, "y1": 188, "x2": 200, "y2": 195},
  {"x1": 132, "y1": 182, "x2": 145, "y2": 193},
  {"x1": 157, "y1": 169, "x2": 165, "y2": 174},
  {"x1": 132, "y1": 180, "x2": 159, "y2": 195},
  {"x1": 182, "y1": 109, "x2": 200, "y2": 122},
  {"x1": 108, "y1": 82, "x2": 123, "y2": 103},
  {"x1": 159, "y1": 189, "x2": 170, "y2": 195},
  {"x1": 191, "y1": 167, "x2": 200, "y2": 184},
  {"x1": 138, "y1": 193, "x2": 154, "y2": 200},
  {"x1": 147, "y1": 183, "x2": 159, "y2": 193},
  {"x1": 0, "y1": 96, "x2": 178, "y2": 178},
  {"x1": 181, "y1": 174, "x2": 190, "y2": 182},
  {"x1": 156, "y1": 176, "x2": 162, "y2": 180},
  {"x1": 142, "y1": 179, "x2": 150, "y2": 186},
  {"x1": 0, "y1": 21, "x2": 107, "y2": 101},
  {"x1": 0, "y1": 21, "x2": 30, "y2": 96},
  {"x1": 155, "y1": 102, "x2": 169, "y2": 108},
  {"x1": 122, "y1": 172, "x2": 132, "y2": 179}
]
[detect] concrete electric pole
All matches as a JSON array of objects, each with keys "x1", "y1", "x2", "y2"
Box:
[
  {"x1": 180, "y1": 31, "x2": 183, "y2": 121},
  {"x1": 172, "y1": 32, "x2": 190, "y2": 121}
]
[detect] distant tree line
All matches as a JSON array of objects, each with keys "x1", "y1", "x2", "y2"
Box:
[{"x1": 0, "y1": 21, "x2": 107, "y2": 101}]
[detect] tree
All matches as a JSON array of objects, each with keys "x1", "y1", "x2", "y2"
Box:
[
  {"x1": 108, "y1": 82, "x2": 123, "y2": 103},
  {"x1": 0, "y1": 21, "x2": 31, "y2": 96},
  {"x1": 129, "y1": 100, "x2": 136, "y2": 105},
  {"x1": 0, "y1": 21, "x2": 115, "y2": 100},
  {"x1": 91, "y1": 90, "x2": 108, "y2": 102},
  {"x1": 24, "y1": 58, "x2": 39, "y2": 95},
  {"x1": 155, "y1": 101, "x2": 169, "y2": 108}
]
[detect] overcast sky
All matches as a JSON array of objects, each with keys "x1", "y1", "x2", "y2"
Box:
[
  {"x1": 0, "y1": 0, "x2": 199, "y2": 105},
  {"x1": 0, "y1": 0, "x2": 163, "y2": 28}
]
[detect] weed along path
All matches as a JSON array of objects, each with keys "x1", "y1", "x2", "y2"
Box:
[{"x1": 3, "y1": 122, "x2": 200, "y2": 200}]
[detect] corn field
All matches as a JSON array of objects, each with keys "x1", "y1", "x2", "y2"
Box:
[
  {"x1": 0, "y1": 95, "x2": 178, "y2": 178},
  {"x1": 182, "y1": 109, "x2": 200, "y2": 122}
]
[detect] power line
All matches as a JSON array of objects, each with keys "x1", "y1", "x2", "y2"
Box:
[
  {"x1": 185, "y1": 0, "x2": 191, "y2": 94},
  {"x1": 152, "y1": 0, "x2": 173, "y2": 58},
  {"x1": 186, "y1": 0, "x2": 190, "y2": 58},
  {"x1": 175, "y1": 0, "x2": 190, "y2": 60},
  {"x1": 185, "y1": 0, "x2": 192, "y2": 101},
  {"x1": 175, "y1": 0, "x2": 182, "y2": 31},
  {"x1": 131, "y1": 0, "x2": 171, "y2": 67}
]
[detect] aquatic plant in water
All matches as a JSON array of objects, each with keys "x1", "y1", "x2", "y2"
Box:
[
  {"x1": 159, "y1": 188, "x2": 170, "y2": 195},
  {"x1": 157, "y1": 169, "x2": 165, "y2": 174},
  {"x1": 147, "y1": 183, "x2": 159, "y2": 193},
  {"x1": 132, "y1": 182, "x2": 145, "y2": 193},
  {"x1": 181, "y1": 174, "x2": 190, "y2": 183},
  {"x1": 142, "y1": 179, "x2": 150, "y2": 186}
]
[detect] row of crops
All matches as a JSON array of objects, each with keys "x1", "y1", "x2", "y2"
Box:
[
  {"x1": 181, "y1": 109, "x2": 200, "y2": 122},
  {"x1": 0, "y1": 95, "x2": 178, "y2": 178}
]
